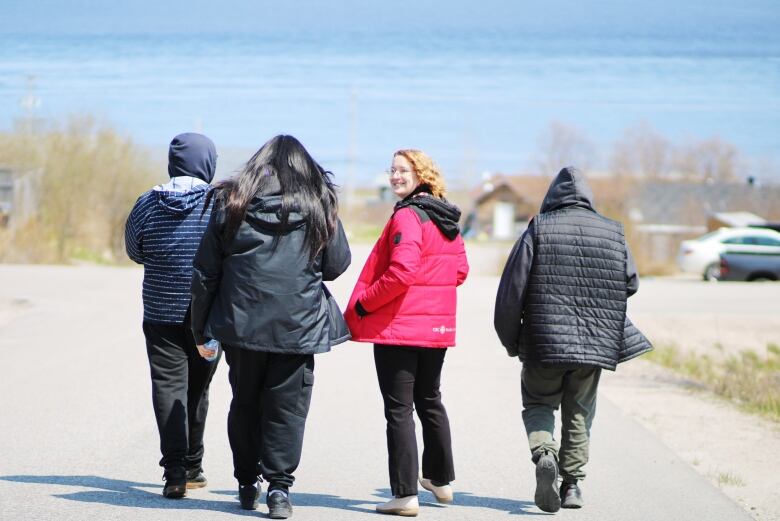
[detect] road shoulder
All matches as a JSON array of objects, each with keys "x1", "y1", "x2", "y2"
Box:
[{"x1": 601, "y1": 359, "x2": 780, "y2": 521}]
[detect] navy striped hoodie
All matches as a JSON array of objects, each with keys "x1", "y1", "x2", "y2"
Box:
[{"x1": 125, "y1": 133, "x2": 216, "y2": 324}]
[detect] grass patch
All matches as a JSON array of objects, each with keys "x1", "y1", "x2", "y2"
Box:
[
  {"x1": 646, "y1": 342, "x2": 780, "y2": 422},
  {"x1": 713, "y1": 472, "x2": 745, "y2": 487},
  {"x1": 343, "y1": 223, "x2": 384, "y2": 244},
  {"x1": 0, "y1": 116, "x2": 158, "y2": 263}
]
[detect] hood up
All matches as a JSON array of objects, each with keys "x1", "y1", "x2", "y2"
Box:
[
  {"x1": 395, "y1": 188, "x2": 462, "y2": 240},
  {"x1": 168, "y1": 132, "x2": 217, "y2": 183},
  {"x1": 156, "y1": 184, "x2": 210, "y2": 214},
  {"x1": 539, "y1": 166, "x2": 595, "y2": 214}
]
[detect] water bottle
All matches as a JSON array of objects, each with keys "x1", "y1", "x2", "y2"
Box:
[{"x1": 203, "y1": 338, "x2": 221, "y2": 362}]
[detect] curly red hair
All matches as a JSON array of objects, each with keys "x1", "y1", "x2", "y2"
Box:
[{"x1": 394, "y1": 149, "x2": 446, "y2": 198}]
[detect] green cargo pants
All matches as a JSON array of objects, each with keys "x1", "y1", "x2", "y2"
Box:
[{"x1": 520, "y1": 364, "x2": 601, "y2": 483}]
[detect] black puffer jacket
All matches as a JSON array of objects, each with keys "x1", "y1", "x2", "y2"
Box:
[
  {"x1": 494, "y1": 167, "x2": 652, "y2": 370},
  {"x1": 190, "y1": 183, "x2": 351, "y2": 354}
]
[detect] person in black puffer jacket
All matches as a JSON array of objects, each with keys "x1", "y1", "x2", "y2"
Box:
[
  {"x1": 494, "y1": 167, "x2": 651, "y2": 513},
  {"x1": 190, "y1": 135, "x2": 351, "y2": 519}
]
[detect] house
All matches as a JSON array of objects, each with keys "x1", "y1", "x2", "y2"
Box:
[
  {"x1": 465, "y1": 174, "x2": 550, "y2": 240},
  {"x1": 468, "y1": 173, "x2": 780, "y2": 266},
  {"x1": 466, "y1": 173, "x2": 629, "y2": 241},
  {"x1": 0, "y1": 168, "x2": 12, "y2": 226},
  {"x1": 0, "y1": 167, "x2": 40, "y2": 228},
  {"x1": 707, "y1": 211, "x2": 766, "y2": 231},
  {"x1": 629, "y1": 181, "x2": 780, "y2": 263}
]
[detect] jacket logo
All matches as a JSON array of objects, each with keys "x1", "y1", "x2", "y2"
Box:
[{"x1": 432, "y1": 325, "x2": 455, "y2": 334}]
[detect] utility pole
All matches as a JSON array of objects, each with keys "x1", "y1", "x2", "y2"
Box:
[
  {"x1": 345, "y1": 87, "x2": 358, "y2": 210},
  {"x1": 20, "y1": 74, "x2": 41, "y2": 133}
]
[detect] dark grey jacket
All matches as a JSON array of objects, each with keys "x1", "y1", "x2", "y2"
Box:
[
  {"x1": 190, "y1": 183, "x2": 351, "y2": 354},
  {"x1": 494, "y1": 167, "x2": 652, "y2": 370}
]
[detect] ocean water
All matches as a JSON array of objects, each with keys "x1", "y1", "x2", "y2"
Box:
[{"x1": 1, "y1": 22, "x2": 779, "y2": 184}]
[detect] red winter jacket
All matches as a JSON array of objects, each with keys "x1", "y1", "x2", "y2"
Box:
[{"x1": 345, "y1": 205, "x2": 469, "y2": 348}]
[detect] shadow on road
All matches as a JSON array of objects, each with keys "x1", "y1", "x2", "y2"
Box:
[
  {"x1": 375, "y1": 488, "x2": 541, "y2": 516},
  {"x1": 0, "y1": 475, "x2": 542, "y2": 517},
  {"x1": 1, "y1": 475, "x2": 377, "y2": 516},
  {"x1": 0, "y1": 475, "x2": 253, "y2": 516},
  {"x1": 211, "y1": 489, "x2": 379, "y2": 514}
]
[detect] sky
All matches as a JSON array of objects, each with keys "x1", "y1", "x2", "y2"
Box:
[
  {"x1": 2, "y1": 0, "x2": 778, "y2": 182},
  {"x1": 2, "y1": 0, "x2": 778, "y2": 40}
]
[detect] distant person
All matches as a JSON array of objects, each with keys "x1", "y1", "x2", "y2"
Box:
[
  {"x1": 344, "y1": 149, "x2": 469, "y2": 517},
  {"x1": 125, "y1": 132, "x2": 220, "y2": 498},
  {"x1": 494, "y1": 167, "x2": 652, "y2": 513},
  {"x1": 190, "y1": 135, "x2": 351, "y2": 519}
]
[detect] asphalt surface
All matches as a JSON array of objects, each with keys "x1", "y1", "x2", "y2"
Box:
[{"x1": 0, "y1": 247, "x2": 755, "y2": 520}]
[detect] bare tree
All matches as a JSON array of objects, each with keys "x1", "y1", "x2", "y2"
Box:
[
  {"x1": 674, "y1": 136, "x2": 739, "y2": 183},
  {"x1": 609, "y1": 122, "x2": 670, "y2": 179},
  {"x1": 535, "y1": 121, "x2": 595, "y2": 176}
]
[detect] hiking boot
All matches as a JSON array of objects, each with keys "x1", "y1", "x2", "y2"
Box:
[
  {"x1": 560, "y1": 482, "x2": 584, "y2": 509},
  {"x1": 162, "y1": 467, "x2": 187, "y2": 499},
  {"x1": 376, "y1": 495, "x2": 419, "y2": 516},
  {"x1": 534, "y1": 452, "x2": 561, "y2": 513},
  {"x1": 238, "y1": 481, "x2": 260, "y2": 510},
  {"x1": 185, "y1": 468, "x2": 208, "y2": 489},
  {"x1": 419, "y1": 477, "x2": 453, "y2": 504},
  {"x1": 267, "y1": 489, "x2": 293, "y2": 519}
]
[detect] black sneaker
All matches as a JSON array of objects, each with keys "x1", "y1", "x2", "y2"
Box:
[
  {"x1": 162, "y1": 467, "x2": 187, "y2": 499},
  {"x1": 534, "y1": 452, "x2": 561, "y2": 513},
  {"x1": 267, "y1": 490, "x2": 293, "y2": 519},
  {"x1": 185, "y1": 468, "x2": 208, "y2": 490},
  {"x1": 560, "y1": 482, "x2": 584, "y2": 509},
  {"x1": 239, "y1": 482, "x2": 260, "y2": 510}
]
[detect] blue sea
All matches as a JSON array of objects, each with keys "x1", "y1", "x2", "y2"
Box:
[{"x1": 1, "y1": 0, "x2": 779, "y2": 184}]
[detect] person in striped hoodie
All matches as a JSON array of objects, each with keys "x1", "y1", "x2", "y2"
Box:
[{"x1": 125, "y1": 132, "x2": 219, "y2": 499}]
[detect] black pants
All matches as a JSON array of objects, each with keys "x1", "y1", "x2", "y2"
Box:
[
  {"x1": 224, "y1": 346, "x2": 315, "y2": 489},
  {"x1": 374, "y1": 345, "x2": 455, "y2": 497},
  {"x1": 143, "y1": 316, "x2": 220, "y2": 473}
]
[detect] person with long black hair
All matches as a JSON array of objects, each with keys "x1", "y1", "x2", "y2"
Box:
[{"x1": 190, "y1": 135, "x2": 351, "y2": 519}]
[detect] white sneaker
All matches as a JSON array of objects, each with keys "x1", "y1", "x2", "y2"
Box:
[
  {"x1": 419, "y1": 477, "x2": 453, "y2": 504},
  {"x1": 376, "y1": 495, "x2": 419, "y2": 516}
]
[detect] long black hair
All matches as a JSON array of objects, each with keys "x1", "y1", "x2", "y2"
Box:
[{"x1": 207, "y1": 135, "x2": 338, "y2": 262}]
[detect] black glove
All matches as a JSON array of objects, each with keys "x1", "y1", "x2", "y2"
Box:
[{"x1": 355, "y1": 299, "x2": 369, "y2": 317}]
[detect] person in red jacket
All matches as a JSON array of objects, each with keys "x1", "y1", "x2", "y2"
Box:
[{"x1": 345, "y1": 149, "x2": 469, "y2": 516}]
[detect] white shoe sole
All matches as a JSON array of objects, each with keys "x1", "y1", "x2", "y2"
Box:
[
  {"x1": 419, "y1": 479, "x2": 453, "y2": 504},
  {"x1": 376, "y1": 505, "x2": 419, "y2": 517},
  {"x1": 376, "y1": 508, "x2": 419, "y2": 516}
]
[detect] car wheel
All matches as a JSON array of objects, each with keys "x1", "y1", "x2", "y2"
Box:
[
  {"x1": 747, "y1": 273, "x2": 777, "y2": 282},
  {"x1": 703, "y1": 263, "x2": 720, "y2": 281}
]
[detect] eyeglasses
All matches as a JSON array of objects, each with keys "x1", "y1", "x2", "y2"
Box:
[{"x1": 385, "y1": 168, "x2": 414, "y2": 177}]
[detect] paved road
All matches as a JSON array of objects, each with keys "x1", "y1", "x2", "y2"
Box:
[
  {"x1": 625, "y1": 273, "x2": 780, "y2": 356},
  {"x1": 0, "y1": 248, "x2": 754, "y2": 520}
]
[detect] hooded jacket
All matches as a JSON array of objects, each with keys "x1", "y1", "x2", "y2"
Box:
[
  {"x1": 344, "y1": 191, "x2": 469, "y2": 348},
  {"x1": 494, "y1": 167, "x2": 652, "y2": 369},
  {"x1": 190, "y1": 177, "x2": 351, "y2": 354},
  {"x1": 125, "y1": 133, "x2": 216, "y2": 324},
  {"x1": 168, "y1": 133, "x2": 218, "y2": 183}
]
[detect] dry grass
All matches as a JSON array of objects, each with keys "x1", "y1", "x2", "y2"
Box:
[
  {"x1": 646, "y1": 342, "x2": 780, "y2": 422},
  {"x1": 0, "y1": 116, "x2": 158, "y2": 263},
  {"x1": 634, "y1": 261, "x2": 678, "y2": 276},
  {"x1": 344, "y1": 223, "x2": 384, "y2": 244},
  {"x1": 712, "y1": 471, "x2": 746, "y2": 488}
]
